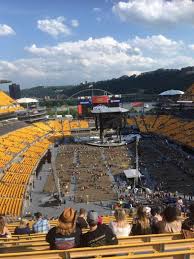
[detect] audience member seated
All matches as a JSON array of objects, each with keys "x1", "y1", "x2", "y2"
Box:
[
  {"x1": 131, "y1": 206, "x2": 152, "y2": 235},
  {"x1": 98, "y1": 215, "x2": 103, "y2": 225},
  {"x1": 0, "y1": 216, "x2": 11, "y2": 238},
  {"x1": 182, "y1": 203, "x2": 194, "y2": 238},
  {"x1": 81, "y1": 210, "x2": 118, "y2": 247},
  {"x1": 77, "y1": 208, "x2": 88, "y2": 230},
  {"x1": 32, "y1": 212, "x2": 50, "y2": 234},
  {"x1": 151, "y1": 207, "x2": 163, "y2": 234},
  {"x1": 14, "y1": 219, "x2": 31, "y2": 235},
  {"x1": 158, "y1": 206, "x2": 182, "y2": 233},
  {"x1": 46, "y1": 208, "x2": 81, "y2": 250},
  {"x1": 109, "y1": 208, "x2": 131, "y2": 237},
  {"x1": 176, "y1": 197, "x2": 184, "y2": 212}
]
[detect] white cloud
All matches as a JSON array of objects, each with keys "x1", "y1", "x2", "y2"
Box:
[
  {"x1": 0, "y1": 24, "x2": 15, "y2": 36},
  {"x1": 71, "y1": 19, "x2": 79, "y2": 28},
  {"x1": 113, "y1": 0, "x2": 194, "y2": 25},
  {"x1": 15, "y1": 37, "x2": 155, "y2": 86},
  {"x1": 1, "y1": 35, "x2": 194, "y2": 87},
  {"x1": 37, "y1": 16, "x2": 71, "y2": 37},
  {"x1": 129, "y1": 35, "x2": 184, "y2": 56},
  {"x1": 93, "y1": 7, "x2": 101, "y2": 12},
  {"x1": 189, "y1": 44, "x2": 194, "y2": 51}
]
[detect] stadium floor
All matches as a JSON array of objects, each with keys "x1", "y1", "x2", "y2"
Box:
[{"x1": 24, "y1": 157, "x2": 113, "y2": 218}]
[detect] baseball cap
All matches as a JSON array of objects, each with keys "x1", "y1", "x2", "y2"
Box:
[{"x1": 87, "y1": 210, "x2": 98, "y2": 224}]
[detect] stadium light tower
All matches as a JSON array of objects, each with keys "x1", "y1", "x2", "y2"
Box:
[
  {"x1": 135, "y1": 135, "x2": 140, "y2": 187},
  {"x1": 88, "y1": 84, "x2": 94, "y2": 96},
  {"x1": 136, "y1": 135, "x2": 140, "y2": 172}
]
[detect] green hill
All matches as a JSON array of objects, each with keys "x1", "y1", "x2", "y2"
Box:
[{"x1": 21, "y1": 66, "x2": 194, "y2": 98}]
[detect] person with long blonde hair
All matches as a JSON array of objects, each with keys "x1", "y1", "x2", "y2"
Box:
[
  {"x1": 131, "y1": 206, "x2": 152, "y2": 235},
  {"x1": 46, "y1": 208, "x2": 81, "y2": 250},
  {"x1": 0, "y1": 216, "x2": 11, "y2": 238},
  {"x1": 109, "y1": 209, "x2": 131, "y2": 237}
]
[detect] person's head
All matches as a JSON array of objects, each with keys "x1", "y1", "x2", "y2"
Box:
[
  {"x1": 79, "y1": 208, "x2": 86, "y2": 217},
  {"x1": 0, "y1": 216, "x2": 6, "y2": 232},
  {"x1": 35, "y1": 212, "x2": 42, "y2": 220},
  {"x1": 57, "y1": 208, "x2": 77, "y2": 235},
  {"x1": 136, "y1": 206, "x2": 148, "y2": 220},
  {"x1": 163, "y1": 206, "x2": 178, "y2": 223},
  {"x1": 114, "y1": 209, "x2": 126, "y2": 222},
  {"x1": 136, "y1": 206, "x2": 150, "y2": 229},
  {"x1": 144, "y1": 207, "x2": 151, "y2": 217},
  {"x1": 87, "y1": 210, "x2": 98, "y2": 228},
  {"x1": 151, "y1": 207, "x2": 162, "y2": 217},
  {"x1": 19, "y1": 219, "x2": 29, "y2": 228}
]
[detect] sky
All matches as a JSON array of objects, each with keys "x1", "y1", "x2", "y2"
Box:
[{"x1": 1, "y1": 0, "x2": 194, "y2": 89}]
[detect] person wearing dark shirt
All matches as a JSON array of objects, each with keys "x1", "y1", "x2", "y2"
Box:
[
  {"x1": 131, "y1": 206, "x2": 152, "y2": 235},
  {"x1": 14, "y1": 219, "x2": 31, "y2": 235},
  {"x1": 46, "y1": 208, "x2": 81, "y2": 250},
  {"x1": 46, "y1": 149, "x2": 52, "y2": 163},
  {"x1": 81, "y1": 210, "x2": 118, "y2": 247},
  {"x1": 77, "y1": 208, "x2": 88, "y2": 230}
]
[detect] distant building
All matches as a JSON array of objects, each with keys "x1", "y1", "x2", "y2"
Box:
[{"x1": 9, "y1": 83, "x2": 21, "y2": 99}]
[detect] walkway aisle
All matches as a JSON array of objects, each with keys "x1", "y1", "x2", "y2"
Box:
[
  {"x1": 24, "y1": 162, "x2": 54, "y2": 216},
  {"x1": 67, "y1": 149, "x2": 79, "y2": 202},
  {"x1": 100, "y1": 148, "x2": 119, "y2": 197}
]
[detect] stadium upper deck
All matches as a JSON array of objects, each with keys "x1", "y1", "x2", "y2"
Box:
[
  {"x1": 0, "y1": 91, "x2": 23, "y2": 115},
  {"x1": 180, "y1": 84, "x2": 194, "y2": 101},
  {"x1": 127, "y1": 115, "x2": 194, "y2": 150}
]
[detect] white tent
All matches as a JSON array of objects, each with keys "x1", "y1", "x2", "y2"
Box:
[
  {"x1": 159, "y1": 90, "x2": 184, "y2": 96},
  {"x1": 123, "y1": 169, "x2": 142, "y2": 179},
  {"x1": 16, "y1": 98, "x2": 38, "y2": 104}
]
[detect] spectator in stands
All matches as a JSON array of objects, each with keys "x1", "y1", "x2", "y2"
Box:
[
  {"x1": 46, "y1": 149, "x2": 52, "y2": 163},
  {"x1": 0, "y1": 216, "x2": 11, "y2": 238},
  {"x1": 32, "y1": 212, "x2": 50, "y2": 234},
  {"x1": 14, "y1": 219, "x2": 31, "y2": 235},
  {"x1": 109, "y1": 209, "x2": 131, "y2": 237},
  {"x1": 131, "y1": 206, "x2": 152, "y2": 235},
  {"x1": 98, "y1": 215, "x2": 103, "y2": 225},
  {"x1": 77, "y1": 208, "x2": 88, "y2": 229},
  {"x1": 176, "y1": 197, "x2": 184, "y2": 212},
  {"x1": 151, "y1": 207, "x2": 163, "y2": 234},
  {"x1": 158, "y1": 206, "x2": 182, "y2": 233},
  {"x1": 46, "y1": 208, "x2": 81, "y2": 250},
  {"x1": 182, "y1": 203, "x2": 194, "y2": 232},
  {"x1": 81, "y1": 210, "x2": 118, "y2": 247}
]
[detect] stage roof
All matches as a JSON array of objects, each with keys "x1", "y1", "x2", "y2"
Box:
[
  {"x1": 159, "y1": 90, "x2": 184, "y2": 96},
  {"x1": 91, "y1": 105, "x2": 128, "y2": 114},
  {"x1": 16, "y1": 98, "x2": 38, "y2": 104},
  {"x1": 123, "y1": 169, "x2": 142, "y2": 179}
]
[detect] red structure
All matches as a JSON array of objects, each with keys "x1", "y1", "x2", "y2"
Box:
[
  {"x1": 77, "y1": 95, "x2": 121, "y2": 118},
  {"x1": 92, "y1": 95, "x2": 109, "y2": 105}
]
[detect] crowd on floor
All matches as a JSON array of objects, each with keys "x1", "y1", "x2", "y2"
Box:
[
  {"x1": 130, "y1": 136, "x2": 194, "y2": 195},
  {"x1": 44, "y1": 144, "x2": 130, "y2": 203}
]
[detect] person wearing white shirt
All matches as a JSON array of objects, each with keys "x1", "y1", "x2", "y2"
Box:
[{"x1": 109, "y1": 209, "x2": 131, "y2": 237}]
